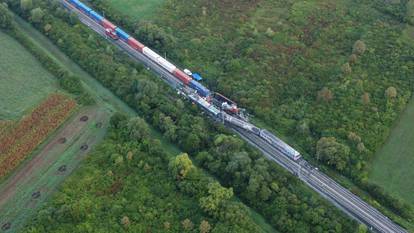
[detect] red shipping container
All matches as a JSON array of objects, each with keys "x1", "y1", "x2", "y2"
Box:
[
  {"x1": 173, "y1": 69, "x2": 191, "y2": 85},
  {"x1": 127, "y1": 37, "x2": 145, "y2": 52},
  {"x1": 101, "y1": 19, "x2": 117, "y2": 30}
]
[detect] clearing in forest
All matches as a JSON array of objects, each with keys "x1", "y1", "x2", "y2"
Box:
[
  {"x1": 369, "y1": 97, "x2": 414, "y2": 206},
  {"x1": 0, "y1": 31, "x2": 58, "y2": 120},
  {"x1": 103, "y1": 0, "x2": 165, "y2": 21}
]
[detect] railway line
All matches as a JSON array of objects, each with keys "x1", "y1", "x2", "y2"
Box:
[{"x1": 61, "y1": 1, "x2": 408, "y2": 232}]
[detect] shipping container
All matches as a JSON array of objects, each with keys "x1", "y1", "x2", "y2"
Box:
[
  {"x1": 127, "y1": 38, "x2": 145, "y2": 52},
  {"x1": 157, "y1": 57, "x2": 176, "y2": 73},
  {"x1": 173, "y1": 69, "x2": 191, "y2": 85},
  {"x1": 69, "y1": 0, "x2": 79, "y2": 6},
  {"x1": 191, "y1": 73, "x2": 203, "y2": 81},
  {"x1": 89, "y1": 11, "x2": 103, "y2": 23},
  {"x1": 101, "y1": 19, "x2": 117, "y2": 30},
  {"x1": 76, "y1": 1, "x2": 91, "y2": 13},
  {"x1": 115, "y1": 28, "x2": 130, "y2": 41},
  {"x1": 189, "y1": 80, "x2": 210, "y2": 97},
  {"x1": 142, "y1": 47, "x2": 160, "y2": 62}
]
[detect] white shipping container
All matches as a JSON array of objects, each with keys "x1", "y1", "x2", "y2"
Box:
[
  {"x1": 157, "y1": 57, "x2": 176, "y2": 73},
  {"x1": 143, "y1": 47, "x2": 160, "y2": 62}
]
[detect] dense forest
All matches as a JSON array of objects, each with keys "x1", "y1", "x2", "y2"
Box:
[
  {"x1": 87, "y1": 0, "x2": 414, "y2": 221},
  {"x1": 21, "y1": 114, "x2": 263, "y2": 232},
  {"x1": 0, "y1": 1, "x2": 363, "y2": 232}
]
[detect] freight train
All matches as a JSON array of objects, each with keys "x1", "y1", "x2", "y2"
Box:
[
  {"x1": 64, "y1": 0, "x2": 301, "y2": 161},
  {"x1": 66, "y1": 0, "x2": 233, "y2": 105}
]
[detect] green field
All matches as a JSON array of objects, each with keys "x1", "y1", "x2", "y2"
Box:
[
  {"x1": 0, "y1": 30, "x2": 58, "y2": 120},
  {"x1": 369, "y1": 97, "x2": 414, "y2": 206},
  {"x1": 103, "y1": 0, "x2": 165, "y2": 21}
]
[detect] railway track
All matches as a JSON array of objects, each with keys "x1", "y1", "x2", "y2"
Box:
[{"x1": 232, "y1": 126, "x2": 407, "y2": 233}]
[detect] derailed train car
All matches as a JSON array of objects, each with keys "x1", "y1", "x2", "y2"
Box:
[{"x1": 219, "y1": 112, "x2": 301, "y2": 161}]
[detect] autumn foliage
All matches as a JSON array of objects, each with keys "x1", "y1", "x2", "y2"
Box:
[{"x1": 0, "y1": 94, "x2": 76, "y2": 178}]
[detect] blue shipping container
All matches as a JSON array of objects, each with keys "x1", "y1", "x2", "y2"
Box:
[
  {"x1": 191, "y1": 73, "x2": 203, "y2": 81},
  {"x1": 115, "y1": 28, "x2": 130, "y2": 41},
  {"x1": 189, "y1": 80, "x2": 210, "y2": 97},
  {"x1": 69, "y1": 0, "x2": 81, "y2": 8},
  {"x1": 78, "y1": 1, "x2": 92, "y2": 13},
  {"x1": 89, "y1": 11, "x2": 104, "y2": 22}
]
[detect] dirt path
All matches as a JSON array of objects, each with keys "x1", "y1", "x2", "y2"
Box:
[{"x1": 0, "y1": 106, "x2": 110, "y2": 232}]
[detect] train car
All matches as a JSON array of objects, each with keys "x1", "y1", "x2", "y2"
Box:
[
  {"x1": 172, "y1": 69, "x2": 192, "y2": 85},
  {"x1": 188, "y1": 94, "x2": 220, "y2": 117},
  {"x1": 259, "y1": 129, "x2": 301, "y2": 160},
  {"x1": 220, "y1": 113, "x2": 260, "y2": 134},
  {"x1": 189, "y1": 80, "x2": 210, "y2": 98},
  {"x1": 115, "y1": 28, "x2": 130, "y2": 41},
  {"x1": 157, "y1": 57, "x2": 177, "y2": 73},
  {"x1": 101, "y1": 19, "x2": 118, "y2": 39},
  {"x1": 73, "y1": 0, "x2": 91, "y2": 13},
  {"x1": 212, "y1": 92, "x2": 239, "y2": 114},
  {"x1": 127, "y1": 38, "x2": 145, "y2": 52},
  {"x1": 89, "y1": 11, "x2": 104, "y2": 23},
  {"x1": 142, "y1": 47, "x2": 177, "y2": 73}
]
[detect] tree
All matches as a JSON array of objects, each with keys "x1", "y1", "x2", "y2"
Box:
[
  {"x1": 0, "y1": 3, "x2": 13, "y2": 29},
  {"x1": 341, "y1": 62, "x2": 352, "y2": 74},
  {"x1": 199, "y1": 220, "x2": 211, "y2": 233},
  {"x1": 357, "y1": 224, "x2": 367, "y2": 233},
  {"x1": 44, "y1": 23, "x2": 52, "y2": 32},
  {"x1": 31, "y1": 7, "x2": 44, "y2": 23},
  {"x1": 126, "y1": 151, "x2": 133, "y2": 161},
  {"x1": 110, "y1": 112, "x2": 128, "y2": 129},
  {"x1": 361, "y1": 92, "x2": 370, "y2": 105},
  {"x1": 164, "y1": 221, "x2": 171, "y2": 230},
  {"x1": 353, "y1": 40, "x2": 366, "y2": 55},
  {"x1": 121, "y1": 216, "x2": 130, "y2": 229},
  {"x1": 347, "y1": 132, "x2": 361, "y2": 144},
  {"x1": 182, "y1": 219, "x2": 194, "y2": 231},
  {"x1": 317, "y1": 87, "x2": 333, "y2": 102},
  {"x1": 385, "y1": 87, "x2": 397, "y2": 99},
  {"x1": 169, "y1": 153, "x2": 194, "y2": 180},
  {"x1": 126, "y1": 117, "x2": 150, "y2": 141},
  {"x1": 20, "y1": 0, "x2": 33, "y2": 11},
  {"x1": 357, "y1": 142, "x2": 366, "y2": 153},
  {"x1": 199, "y1": 182, "x2": 233, "y2": 216},
  {"x1": 348, "y1": 54, "x2": 358, "y2": 64},
  {"x1": 316, "y1": 137, "x2": 350, "y2": 171}
]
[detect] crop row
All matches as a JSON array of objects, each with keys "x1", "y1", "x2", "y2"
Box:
[{"x1": 0, "y1": 94, "x2": 76, "y2": 178}]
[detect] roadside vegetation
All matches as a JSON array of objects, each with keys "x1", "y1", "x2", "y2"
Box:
[
  {"x1": 1, "y1": 0, "x2": 361, "y2": 232},
  {"x1": 91, "y1": 0, "x2": 414, "y2": 223}
]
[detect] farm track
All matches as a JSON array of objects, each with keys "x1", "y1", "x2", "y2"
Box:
[{"x1": 0, "y1": 106, "x2": 110, "y2": 233}]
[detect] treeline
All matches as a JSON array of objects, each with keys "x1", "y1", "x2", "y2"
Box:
[
  {"x1": 0, "y1": 2, "x2": 93, "y2": 105},
  {"x1": 1, "y1": 0, "x2": 361, "y2": 232},
  {"x1": 82, "y1": 0, "x2": 412, "y2": 222},
  {"x1": 22, "y1": 114, "x2": 263, "y2": 232}
]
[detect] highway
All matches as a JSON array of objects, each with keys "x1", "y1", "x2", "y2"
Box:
[{"x1": 62, "y1": 1, "x2": 408, "y2": 232}]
